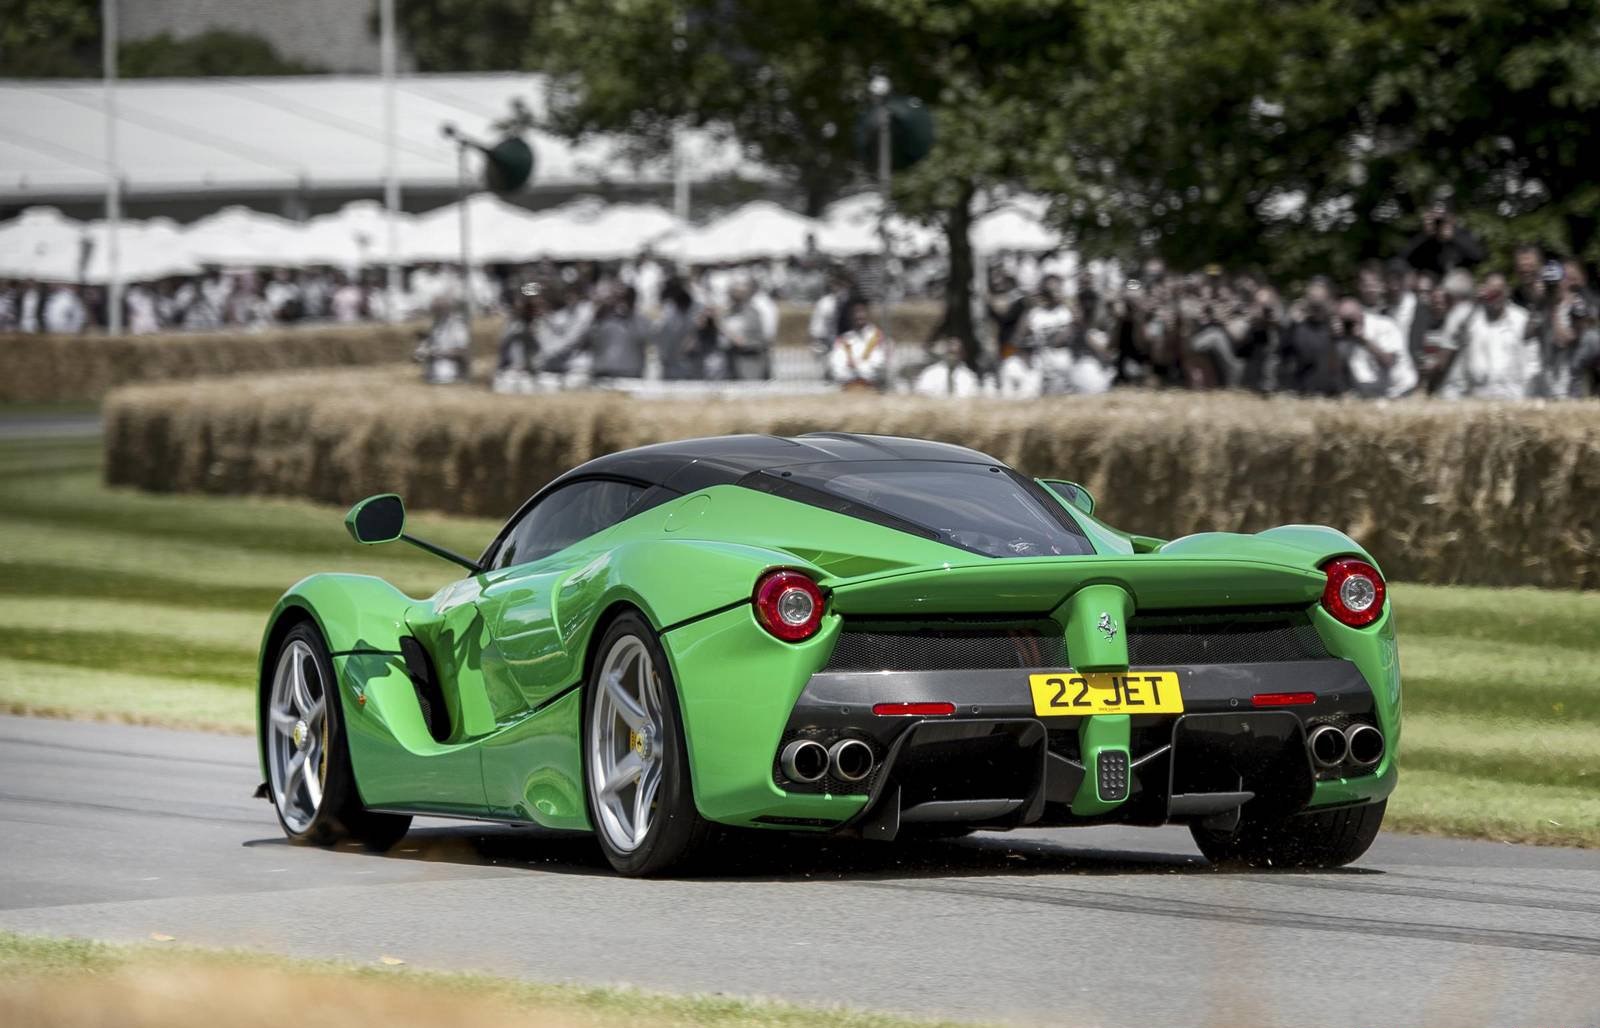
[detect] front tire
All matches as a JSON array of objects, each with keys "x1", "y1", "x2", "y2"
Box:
[
  {"x1": 1191, "y1": 800, "x2": 1386, "y2": 869},
  {"x1": 264, "y1": 623, "x2": 411, "y2": 851},
  {"x1": 582, "y1": 613, "x2": 712, "y2": 876}
]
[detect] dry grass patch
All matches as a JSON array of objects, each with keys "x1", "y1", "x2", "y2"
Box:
[{"x1": 0, "y1": 933, "x2": 976, "y2": 1028}]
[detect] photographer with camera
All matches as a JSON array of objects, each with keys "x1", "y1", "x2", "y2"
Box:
[
  {"x1": 1340, "y1": 294, "x2": 1417, "y2": 399},
  {"x1": 1404, "y1": 199, "x2": 1485, "y2": 278},
  {"x1": 1278, "y1": 278, "x2": 1344, "y2": 396}
]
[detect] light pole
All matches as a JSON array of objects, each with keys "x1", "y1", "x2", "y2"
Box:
[
  {"x1": 870, "y1": 73, "x2": 894, "y2": 378},
  {"x1": 379, "y1": 0, "x2": 401, "y2": 323},
  {"x1": 102, "y1": 0, "x2": 122, "y2": 335},
  {"x1": 440, "y1": 123, "x2": 474, "y2": 322}
]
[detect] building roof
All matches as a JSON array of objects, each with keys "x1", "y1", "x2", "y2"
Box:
[{"x1": 0, "y1": 73, "x2": 765, "y2": 205}]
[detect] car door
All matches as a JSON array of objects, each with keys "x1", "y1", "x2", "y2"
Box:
[{"x1": 475, "y1": 478, "x2": 647, "y2": 717}]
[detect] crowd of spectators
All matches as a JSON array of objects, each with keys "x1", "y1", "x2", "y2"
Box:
[
  {"x1": 972, "y1": 211, "x2": 1600, "y2": 401},
  {"x1": 4, "y1": 202, "x2": 1598, "y2": 401}
]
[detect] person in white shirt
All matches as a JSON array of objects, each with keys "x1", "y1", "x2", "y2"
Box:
[
  {"x1": 828, "y1": 299, "x2": 890, "y2": 390},
  {"x1": 17, "y1": 281, "x2": 43, "y2": 333},
  {"x1": 330, "y1": 274, "x2": 365, "y2": 323},
  {"x1": 750, "y1": 285, "x2": 779, "y2": 346},
  {"x1": 1340, "y1": 297, "x2": 1417, "y2": 398},
  {"x1": 1461, "y1": 274, "x2": 1532, "y2": 399},
  {"x1": 1020, "y1": 275, "x2": 1078, "y2": 393},
  {"x1": 912, "y1": 338, "x2": 982, "y2": 397},
  {"x1": 126, "y1": 285, "x2": 161, "y2": 334},
  {"x1": 43, "y1": 285, "x2": 87, "y2": 334},
  {"x1": 808, "y1": 271, "x2": 854, "y2": 363}
]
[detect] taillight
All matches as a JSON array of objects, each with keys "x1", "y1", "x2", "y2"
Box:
[
  {"x1": 753, "y1": 570, "x2": 825, "y2": 642},
  {"x1": 1321, "y1": 557, "x2": 1385, "y2": 628}
]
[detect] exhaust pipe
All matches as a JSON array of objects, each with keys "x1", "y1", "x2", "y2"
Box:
[
  {"x1": 828, "y1": 738, "x2": 876, "y2": 783},
  {"x1": 1307, "y1": 724, "x2": 1349, "y2": 768},
  {"x1": 780, "y1": 739, "x2": 829, "y2": 783},
  {"x1": 1345, "y1": 724, "x2": 1385, "y2": 767}
]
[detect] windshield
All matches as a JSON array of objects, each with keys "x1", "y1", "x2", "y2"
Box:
[{"x1": 745, "y1": 461, "x2": 1093, "y2": 559}]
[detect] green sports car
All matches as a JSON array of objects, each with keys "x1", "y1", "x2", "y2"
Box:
[{"x1": 257, "y1": 432, "x2": 1399, "y2": 875}]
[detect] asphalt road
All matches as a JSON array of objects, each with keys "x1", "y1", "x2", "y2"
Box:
[
  {"x1": 0, "y1": 714, "x2": 1596, "y2": 1028},
  {"x1": 0, "y1": 413, "x2": 101, "y2": 439}
]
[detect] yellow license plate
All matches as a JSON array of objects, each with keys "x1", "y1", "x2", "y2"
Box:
[{"x1": 1028, "y1": 671, "x2": 1184, "y2": 716}]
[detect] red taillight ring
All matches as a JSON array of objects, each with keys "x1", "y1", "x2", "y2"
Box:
[
  {"x1": 753, "y1": 570, "x2": 825, "y2": 642},
  {"x1": 1321, "y1": 557, "x2": 1385, "y2": 628}
]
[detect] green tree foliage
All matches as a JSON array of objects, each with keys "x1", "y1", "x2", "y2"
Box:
[
  {"x1": 1049, "y1": 0, "x2": 1600, "y2": 279},
  {"x1": 120, "y1": 30, "x2": 320, "y2": 77},
  {"x1": 534, "y1": 0, "x2": 1083, "y2": 357},
  {"x1": 0, "y1": 0, "x2": 100, "y2": 77},
  {"x1": 0, "y1": 1, "x2": 318, "y2": 78},
  {"x1": 393, "y1": 0, "x2": 541, "y2": 72}
]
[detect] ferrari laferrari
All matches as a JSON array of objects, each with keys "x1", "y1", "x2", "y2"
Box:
[{"x1": 257, "y1": 432, "x2": 1399, "y2": 875}]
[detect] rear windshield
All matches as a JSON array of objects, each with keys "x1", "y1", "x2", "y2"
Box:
[{"x1": 742, "y1": 460, "x2": 1093, "y2": 559}]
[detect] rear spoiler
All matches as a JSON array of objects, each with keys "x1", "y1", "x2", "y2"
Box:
[{"x1": 827, "y1": 555, "x2": 1326, "y2": 617}]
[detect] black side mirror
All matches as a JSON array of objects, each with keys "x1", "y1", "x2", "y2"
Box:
[{"x1": 345, "y1": 494, "x2": 406, "y2": 545}]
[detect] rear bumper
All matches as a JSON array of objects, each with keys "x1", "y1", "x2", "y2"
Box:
[{"x1": 764, "y1": 660, "x2": 1393, "y2": 838}]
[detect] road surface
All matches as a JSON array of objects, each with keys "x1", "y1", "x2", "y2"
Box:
[{"x1": 0, "y1": 714, "x2": 1595, "y2": 1027}]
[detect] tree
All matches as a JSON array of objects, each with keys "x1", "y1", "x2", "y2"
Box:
[
  {"x1": 391, "y1": 0, "x2": 542, "y2": 72},
  {"x1": 121, "y1": 30, "x2": 320, "y2": 77},
  {"x1": 533, "y1": 0, "x2": 1085, "y2": 362},
  {"x1": 0, "y1": 1, "x2": 320, "y2": 78},
  {"x1": 0, "y1": 0, "x2": 99, "y2": 77},
  {"x1": 1046, "y1": 0, "x2": 1600, "y2": 281}
]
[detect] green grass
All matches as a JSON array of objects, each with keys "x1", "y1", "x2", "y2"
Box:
[
  {"x1": 0, "y1": 430, "x2": 1596, "y2": 845},
  {"x1": 0, "y1": 432, "x2": 497, "y2": 733},
  {"x1": 0, "y1": 931, "x2": 977, "y2": 1028}
]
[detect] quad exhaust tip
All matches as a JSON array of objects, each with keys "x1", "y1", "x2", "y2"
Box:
[
  {"x1": 1307, "y1": 724, "x2": 1349, "y2": 768},
  {"x1": 828, "y1": 738, "x2": 876, "y2": 783},
  {"x1": 781, "y1": 739, "x2": 829, "y2": 783},
  {"x1": 1345, "y1": 724, "x2": 1385, "y2": 767}
]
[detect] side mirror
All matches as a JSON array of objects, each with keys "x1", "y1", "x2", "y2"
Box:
[
  {"x1": 1039, "y1": 479, "x2": 1095, "y2": 517},
  {"x1": 345, "y1": 494, "x2": 406, "y2": 545}
]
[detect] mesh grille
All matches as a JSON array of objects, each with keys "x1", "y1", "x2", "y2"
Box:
[
  {"x1": 823, "y1": 608, "x2": 1327, "y2": 673},
  {"x1": 823, "y1": 619, "x2": 1067, "y2": 672},
  {"x1": 1127, "y1": 609, "x2": 1329, "y2": 665}
]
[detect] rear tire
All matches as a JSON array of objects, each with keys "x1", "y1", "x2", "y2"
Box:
[
  {"x1": 1191, "y1": 800, "x2": 1386, "y2": 869},
  {"x1": 263, "y1": 623, "x2": 412, "y2": 851},
  {"x1": 582, "y1": 613, "x2": 713, "y2": 876}
]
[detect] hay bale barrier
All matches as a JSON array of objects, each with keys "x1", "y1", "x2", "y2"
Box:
[
  {"x1": 104, "y1": 366, "x2": 1600, "y2": 589},
  {"x1": 0, "y1": 323, "x2": 425, "y2": 404}
]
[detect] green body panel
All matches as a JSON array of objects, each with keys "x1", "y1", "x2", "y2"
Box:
[
  {"x1": 1072, "y1": 714, "x2": 1132, "y2": 815},
  {"x1": 480, "y1": 687, "x2": 588, "y2": 828},
  {"x1": 660, "y1": 604, "x2": 869, "y2": 825},
  {"x1": 257, "y1": 471, "x2": 1400, "y2": 832},
  {"x1": 1059, "y1": 584, "x2": 1133, "y2": 671},
  {"x1": 1305, "y1": 603, "x2": 1402, "y2": 808}
]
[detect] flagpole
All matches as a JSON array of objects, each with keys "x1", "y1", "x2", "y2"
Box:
[{"x1": 379, "y1": 0, "x2": 402, "y2": 322}]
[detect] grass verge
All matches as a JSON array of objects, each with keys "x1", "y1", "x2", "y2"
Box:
[
  {"x1": 0, "y1": 931, "x2": 973, "y2": 1028},
  {"x1": 0, "y1": 430, "x2": 1595, "y2": 845}
]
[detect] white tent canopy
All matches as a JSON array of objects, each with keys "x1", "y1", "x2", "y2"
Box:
[
  {"x1": 2, "y1": 193, "x2": 1051, "y2": 281},
  {"x1": 817, "y1": 193, "x2": 945, "y2": 257},
  {"x1": 82, "y1": 217, "x2": 200, "y2": 283},
  {"x1": 0, "y1": 207, "x2": 84, "y2": 280},
  {"x1": 295, "y1": 201, "x2": 417, "y2": 269},
  {"x1": 971, "y1": 202, "x2": 1063, "y2": 253},
  {"x1": 182, "y1": 206, "x2": 309, "y2": 267},
  {"x1": 658, "y1": 201, "x2": 820, "y2": 264},
  {"x1": 403, "y1": 193, "x2": 558, "y2": 264},
  {"x1": 537, "y1": 202, "x2": 684, "y2": 261}
]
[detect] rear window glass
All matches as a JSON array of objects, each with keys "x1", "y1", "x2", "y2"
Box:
[{"x1": 744, "y1": 461, "x2": 1092, "y2": 559}]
